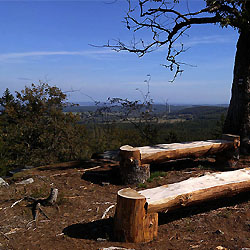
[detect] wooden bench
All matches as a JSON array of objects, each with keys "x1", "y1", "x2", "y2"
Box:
[
  {"x1": 119, "y1": 134, "x2": 240, "y2": 184},
  {"x1": 114, "y1": 167, "x2": 250, "y2": 243}
]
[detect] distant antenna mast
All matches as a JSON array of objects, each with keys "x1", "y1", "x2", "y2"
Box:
[
  {"x1": 165, "y1": 99, "x2": 168, "y2": 116},
  {"x1": 165, "y1": 99, "x2": 170, "y2": 114}
]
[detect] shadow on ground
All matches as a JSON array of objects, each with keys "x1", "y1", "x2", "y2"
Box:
[
  {"x1": 81, "y1": 165, "x2": 121, "y2": 185},
  {"x1": 63, "y1": 218, "x2": 113, "y2": 240},
  {"x1": 82, "y1": 157, "x2": 241, "y2": 186},
  {"x1": 37, "y1": 160, "x2": 103, "y2": 171},
  {"x1": 63, "y1": 192, "x2": 250, "y2": 241},
  {"x1": 150, "y1": 157, "x2": 241, "y2": 172}
]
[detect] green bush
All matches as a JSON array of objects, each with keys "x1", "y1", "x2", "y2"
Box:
[{"x1": 0, "y1": 82, "x2": 90, "y2": 174}]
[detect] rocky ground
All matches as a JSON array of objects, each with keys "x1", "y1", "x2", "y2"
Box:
[{"x1": 0, "y1": 156, "x2": 250, "y2": 250}]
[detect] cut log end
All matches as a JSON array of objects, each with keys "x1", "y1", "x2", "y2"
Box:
[
  {"x1": 118, "y1": 188, "x2": 145, "y2": 199},
  {"x1": 119, "y1": 145, "x2": 141, "y2": 163},
  {"x1": 120, "y1": 145, "x2": 137, "y2": 151},
  {"x1": 222, "y1": 134, "x2": 240, "y2": 147}
]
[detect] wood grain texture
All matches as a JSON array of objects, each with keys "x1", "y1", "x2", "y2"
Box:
[
  {"x1": 139, "y1": 168, "x2": 250, "y2": 213},
  {"x1": 120, "y1": 135, "x2": 240, "y2": 165}
]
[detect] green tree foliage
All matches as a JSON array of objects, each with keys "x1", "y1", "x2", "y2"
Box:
[
  {"x1": 213, "y1": 113, "x2": 226, "y2": 139},
  {"x1": 0, "y1": 82, "x2": 89, "y2": 173}
]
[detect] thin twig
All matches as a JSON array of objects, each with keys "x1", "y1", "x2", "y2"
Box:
[
  {"x1": 10, "y1": 198, "x2": 24, "y2": 208},
  {"x1": 0, "y1": 231, "x2": 10, "y2": 241}
]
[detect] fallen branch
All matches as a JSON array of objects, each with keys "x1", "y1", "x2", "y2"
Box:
[
  {"x1": 33, "y1": 202, "x2": 50, "y2": 222},
  {"x1": 56, "y1": 233, "x2": 64, "y2": 237},
  {"x1": 102, "y1": 205, "x2": 115, "y2": 219},
  {"x1": 78, "y1": 165, "x2": 102, "y2": 172},
  {"x1": 49, "y1": 165, "x2": 103, "y2": 177},
  {"x1": 94, "y1": 201, "x2": 114, "y2": 205},
  {"x1": 4, "y1": 228, "x2": 22, "y2": 235},
  {"x1": 0, "y1": 232, "x2": 10, "y2": 241},
  {"x1": 64, "y1": 195, "x2": 85, "y2": 199},
  {"x1": 50, "y1": 173, "x2": 68, "y2": 177},
  {"x1": 24, "y1": 188, "x2": 58, "y2": 224},
  {"x1": 99, "y1": 247, "x2": 135, "y2": 250},
  {"x1": 23, "y1": 188, "x2": 58, "y2": 229},
  {"x1": 44, "y1": 188, "x2": 58, "y2": 205}
]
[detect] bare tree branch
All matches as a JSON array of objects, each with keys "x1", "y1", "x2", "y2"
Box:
[{"x1": 101, "y1": 0, "x2": 243, "y2": 81}]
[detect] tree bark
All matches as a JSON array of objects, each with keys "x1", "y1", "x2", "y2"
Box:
[
  {"x1": 224, "y1": 25, "x2": 250, "y2": 154},
  {"x1": 119, "y1": 145, "x2": 150, "y2": 184}
]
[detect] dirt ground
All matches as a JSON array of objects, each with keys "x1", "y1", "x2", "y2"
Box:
[{"x1": 0, "y1": 156, "x2": 250, "y2": 250}]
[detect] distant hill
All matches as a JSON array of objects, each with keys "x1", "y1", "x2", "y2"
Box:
[
  {"x1": 152, "y1": 104, "x2": 193, "y2": 113},
  {"x1": 173, "y1": 106, "x2": 228, "y2": 119},
  {"x1": 64, "y1": 104, "x2": 228, "y2": 117},
  {"x1": 63, "y1": 106, "x2": 99, "y2": 112},
  {"x1": 63, "y1": 104, "x2": 193, "y2": 113}
]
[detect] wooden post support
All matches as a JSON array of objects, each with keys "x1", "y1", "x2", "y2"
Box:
[
  {"x1": 222, "y1": 134, "x2": 240, "y2": 148},
  {"x1": 216, "y1": 134, "x2": 240, "y2": 167},
  {"x1": 119, "y1": 145, "x2": 150, "y2": 184},
  {"x1": 113, "y1": 188, "x2": 158, "y2": 243}
]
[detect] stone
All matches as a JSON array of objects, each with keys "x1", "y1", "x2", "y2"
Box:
[
  {"x1": 96, "y1": 238, "x2": 107, "y2": 242},
  {"x1": 214, "y1": 229, "x2": 224, "y2": 235},
  {"x1": 92, "y1": 150, "x2": 120, "y2": 161},
  {"x1": 24, "y1": 165, "x2": 34, "y2": 169},
  {"x1": 0, "y1": 177, "x2": 9, "y2": 187},
  {"x1": 16, "y1": 178, "x2": 34, "y2": 185}
]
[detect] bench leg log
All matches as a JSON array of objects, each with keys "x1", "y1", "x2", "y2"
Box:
[
  {"x1": 119, "y1": 146, "x2": 150, "y2": 184},
  {"x1": 215, "y1": 135, "x2": 240, "y2": 167},
  {"x1": 120, "y1": 161, "x2": 150, "y2": 184},
  {"x1": 215, "y1": 148, "x2": 239, "y2": 167},
  {"x1": 113, "y1": 188, "x2": 158, "y2": 243}
]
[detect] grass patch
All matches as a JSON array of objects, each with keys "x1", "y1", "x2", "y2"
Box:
[
  {"x1": 30, "y1": 186, "x2": 49, "y2": 199},
  {"x1": 147, "y1": 171, "x2": 167, "y2": 182},
  {"x1": 137, "y1": 183, "x2": 147, "y2": 188},
  {"x1": 219, "y1": 209, "x2": 232, "y2": 219},
  {"x1": 57, "y1": 191, "x2": 67, "y2": 205},
  {"x1": 197, "y1": 164, "x2": 207, "y2": 170}
]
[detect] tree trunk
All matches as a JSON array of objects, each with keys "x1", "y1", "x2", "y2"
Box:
[{"x1": 224, "y1": 27, "x2": 250, "y2": 154}]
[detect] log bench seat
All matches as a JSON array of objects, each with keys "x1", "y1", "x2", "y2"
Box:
[
  {"x1": 119, "y1": 134, "x2": 240, "y2": 184},
  {"x1": 114, "y1": 168, "x2": 250, "y2": 243}
]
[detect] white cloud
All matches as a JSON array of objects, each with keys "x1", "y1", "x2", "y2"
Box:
[
  {"x1": 183, "y1": 34, "x2": 237, "y2": 47},
  {"x1": 0, "y1": 49, "x2": 117, "y2": 62}
]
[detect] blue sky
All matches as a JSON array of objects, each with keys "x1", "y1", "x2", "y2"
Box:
[{"x1": 0, "y1": 0, "x2": 239, "y2": 105}]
